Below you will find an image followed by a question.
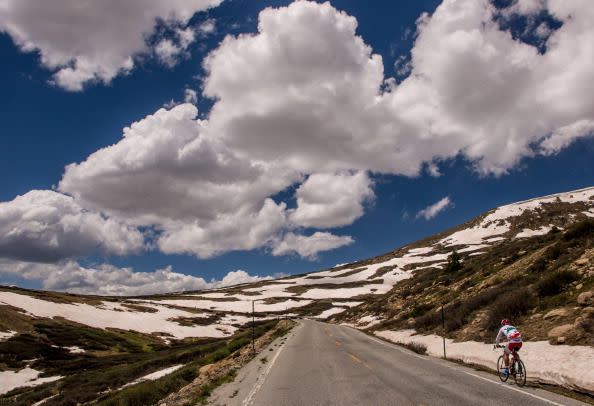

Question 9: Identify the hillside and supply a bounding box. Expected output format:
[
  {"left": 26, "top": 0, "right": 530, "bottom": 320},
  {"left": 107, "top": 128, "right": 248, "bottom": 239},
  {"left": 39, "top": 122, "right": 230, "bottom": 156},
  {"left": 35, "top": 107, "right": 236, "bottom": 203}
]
[{"left": 1, "top": 186, "right": 594, "bottom": 403}]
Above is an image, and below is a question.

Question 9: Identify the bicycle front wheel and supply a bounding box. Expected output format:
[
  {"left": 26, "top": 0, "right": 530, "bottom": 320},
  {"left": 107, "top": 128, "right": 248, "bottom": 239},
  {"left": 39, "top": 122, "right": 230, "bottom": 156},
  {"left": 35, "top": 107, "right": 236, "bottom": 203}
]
[
  {"left": 514, "top": 359, "right": 527, "bottom": 387},
  {"left": 497, "top": 355, "right": 509, "bottom": 382}
]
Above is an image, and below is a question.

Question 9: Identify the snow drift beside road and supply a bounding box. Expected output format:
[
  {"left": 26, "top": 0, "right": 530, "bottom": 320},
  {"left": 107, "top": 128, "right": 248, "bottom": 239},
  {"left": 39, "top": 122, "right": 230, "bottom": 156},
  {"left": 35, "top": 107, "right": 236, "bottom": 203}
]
[{"left": 376, "top": 329, "right": 594, "bottom": 394}]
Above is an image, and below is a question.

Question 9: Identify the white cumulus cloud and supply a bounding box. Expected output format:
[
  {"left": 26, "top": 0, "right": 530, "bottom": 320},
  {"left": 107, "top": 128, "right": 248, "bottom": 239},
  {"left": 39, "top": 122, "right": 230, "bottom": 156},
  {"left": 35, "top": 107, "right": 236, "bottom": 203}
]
[
  {"left": 0, "top": 259, "right": 274, "bottom": 296},
  {"left": 5, "top": 0, "right": 594, "bottom": 265},
  {"left": 0, "top": 0, "right": 222, "bottom": 90},
  {"left": 289, "top": 171, "right": 374, "bottom": 229},
  {"left": 272, "top": 232, "right": 354, "bottom": 260},
  {"left": 416, "top": 197, "right": 452, "bottom": 220},
  {"left": 0, "top": 190, "right": 143, "bottom": 263}
]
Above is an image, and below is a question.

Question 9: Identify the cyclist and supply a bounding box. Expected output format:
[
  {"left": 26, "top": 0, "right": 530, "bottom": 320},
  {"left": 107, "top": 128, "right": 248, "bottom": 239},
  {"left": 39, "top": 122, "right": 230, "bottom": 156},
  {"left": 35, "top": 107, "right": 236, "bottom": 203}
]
[{"left": 494, "top": 318, "right": 522, "bottom": 377}]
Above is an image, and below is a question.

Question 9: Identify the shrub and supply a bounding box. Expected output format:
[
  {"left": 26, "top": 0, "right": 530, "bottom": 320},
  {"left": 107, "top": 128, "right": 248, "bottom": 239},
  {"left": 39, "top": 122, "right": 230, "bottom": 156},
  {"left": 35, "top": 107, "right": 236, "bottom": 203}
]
[
  {"left": 486, "top": 288, "right": 534, "bottom": 330},
  {"left": 528, "top": 257, "right": 547, "bottom": 273},
  {"left": 398, "top": 341, "right": 427, "bottom": 355},
  {"left": 563, "top": 219, "right": 594, "bottom": 241},
  {"left": 544, "top": 244, "right": 562, "bottom": 261},
  {"left": 410, "top": 303, "right": 433, "bottom": 318},
  {"left": 535, "top": 270, "right": 579, "bottom": 297}
]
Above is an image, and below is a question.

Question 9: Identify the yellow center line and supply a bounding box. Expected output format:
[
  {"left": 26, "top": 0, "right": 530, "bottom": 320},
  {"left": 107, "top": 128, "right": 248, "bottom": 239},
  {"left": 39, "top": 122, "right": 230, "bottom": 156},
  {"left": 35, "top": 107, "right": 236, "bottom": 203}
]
[{"left": 347, "top": 352, "right": 373, "bottom": 371}]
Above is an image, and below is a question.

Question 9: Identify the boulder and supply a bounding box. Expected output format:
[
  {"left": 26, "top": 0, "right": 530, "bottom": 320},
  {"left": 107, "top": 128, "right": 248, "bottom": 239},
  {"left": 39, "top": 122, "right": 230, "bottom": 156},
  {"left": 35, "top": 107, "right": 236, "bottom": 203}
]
[
  {"left": 547, "top": 324, "right": 574, "bottom": 339},
  {"left": 543, "top": 308, "right": 571, "bottom": 320},
  {"left": 577, "top": 291, "right": 594, "bottom": 306}
]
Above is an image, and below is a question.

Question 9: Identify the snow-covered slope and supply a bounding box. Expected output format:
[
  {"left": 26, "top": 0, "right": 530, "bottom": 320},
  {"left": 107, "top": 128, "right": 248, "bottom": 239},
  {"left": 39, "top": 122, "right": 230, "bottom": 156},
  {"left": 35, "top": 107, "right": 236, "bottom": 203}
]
[
  {"left": 1, "top": 186, "right": 593, "bottom": 399},
  {"left": 1, "top": 186, "right": 593, "bottom": 331}
]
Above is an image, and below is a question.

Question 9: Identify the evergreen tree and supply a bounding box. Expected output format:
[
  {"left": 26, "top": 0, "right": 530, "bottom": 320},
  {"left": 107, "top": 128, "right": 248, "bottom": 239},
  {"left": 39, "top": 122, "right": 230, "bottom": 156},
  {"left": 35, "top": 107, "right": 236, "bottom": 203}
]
[{"left": 444, "top": 250, "right": 462, "bottom": 273}]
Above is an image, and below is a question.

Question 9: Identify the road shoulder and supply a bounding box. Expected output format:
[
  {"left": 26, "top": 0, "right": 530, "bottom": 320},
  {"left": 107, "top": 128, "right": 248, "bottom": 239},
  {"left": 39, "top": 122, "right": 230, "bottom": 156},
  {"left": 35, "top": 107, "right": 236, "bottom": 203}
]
[{"left": 207, "top": 321, "right": 302, "bottom": 406}]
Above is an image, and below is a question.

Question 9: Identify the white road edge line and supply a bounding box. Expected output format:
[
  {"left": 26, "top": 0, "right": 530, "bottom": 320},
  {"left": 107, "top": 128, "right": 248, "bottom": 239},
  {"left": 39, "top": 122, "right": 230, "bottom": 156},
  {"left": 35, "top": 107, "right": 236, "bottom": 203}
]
[
  {"left": 242, "top": 323, "right": 301, "bottom": 406},
  {"left": 459, "top": 370, "right": 565, "bottom": 406},
  {"left": 358, "top": 329, "right": 566, "bottom": 406}
]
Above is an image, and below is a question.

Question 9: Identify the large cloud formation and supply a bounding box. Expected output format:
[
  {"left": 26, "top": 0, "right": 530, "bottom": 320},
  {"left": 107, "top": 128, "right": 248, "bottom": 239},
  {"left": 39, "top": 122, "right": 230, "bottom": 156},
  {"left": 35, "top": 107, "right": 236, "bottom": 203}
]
[
  {"left": 1, "top": 0, "right": 594, "bottom": 286},
  {"left": 59, "top": 0, "right": 594, "bottom": 257},
  {"left": 0, "top": 0, "right": 222, "bottom": 90},
  {"left": 0, "top": 259, "right": 271, "bottom": 295},
  {"left": 0, "top": 190, "right": 143, "bottom": 263}
]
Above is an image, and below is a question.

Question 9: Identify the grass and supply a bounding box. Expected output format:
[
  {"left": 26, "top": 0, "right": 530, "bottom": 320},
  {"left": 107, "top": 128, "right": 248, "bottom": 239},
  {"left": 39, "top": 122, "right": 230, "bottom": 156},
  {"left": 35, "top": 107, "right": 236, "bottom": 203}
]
[
  {"left": 193, "top": 369, "right": 237, "bottom": 405},
  {"left": 0, "top": 320, "right": 278, "bottom": 406}
]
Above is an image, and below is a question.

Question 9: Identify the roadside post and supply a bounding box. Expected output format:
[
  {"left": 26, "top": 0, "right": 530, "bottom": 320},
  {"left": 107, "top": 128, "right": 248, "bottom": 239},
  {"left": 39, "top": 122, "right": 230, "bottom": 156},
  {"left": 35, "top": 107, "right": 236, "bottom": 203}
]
[
  {"left": 252, "top": 300, "right": 256, "bottom": 355},
  {"left": 441, "top": 305, "right": 446, "bottom": 359},
  {"left": 251, "top": 299, "right": 265, "bottom": 355}
]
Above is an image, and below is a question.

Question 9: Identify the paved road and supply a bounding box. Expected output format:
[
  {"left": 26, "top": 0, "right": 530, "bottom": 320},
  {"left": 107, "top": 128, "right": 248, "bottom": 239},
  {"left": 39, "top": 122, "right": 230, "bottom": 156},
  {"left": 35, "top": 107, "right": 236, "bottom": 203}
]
[{"left": 209, "top": 320, "right": 588, "bottom": 406}]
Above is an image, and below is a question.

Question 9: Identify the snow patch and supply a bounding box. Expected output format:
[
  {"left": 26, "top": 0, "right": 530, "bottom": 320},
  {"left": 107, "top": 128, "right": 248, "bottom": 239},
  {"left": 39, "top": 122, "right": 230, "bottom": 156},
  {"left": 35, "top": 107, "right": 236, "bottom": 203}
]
[
  {"left": 138, "top": 298, "right": 311, "bottom": 313},
  {"left": 332, "top": 301, "right": 363, "bottom": 307},
  {"left": 357, "top": 315, "right": 383, "bottom": 328},
  {"left": 375, "top": 329, "right": 594, "bottom": 393},
  {"left": 0, "top": 367, "right": 62, "bottom": 395},
  {"left": 317, "top": 307, "right": 346, "bottom": 319},
  {"left": 122, "top": 364, "right": 184, "bottom": 388},
  {"left": 0, "top": 292, "right": 235, "bottom": 339},
  {"left": 299, "top": 285, "right": 390, "bottom": 299},
  {"left": 0, "top": 330, "right": 17, "bottom": 341},
  {"left": 515, "top": 226, "right": 553, "bottom": 239},
  {"left": 403, "top": 247, "right": 434, "bottom": 257}
]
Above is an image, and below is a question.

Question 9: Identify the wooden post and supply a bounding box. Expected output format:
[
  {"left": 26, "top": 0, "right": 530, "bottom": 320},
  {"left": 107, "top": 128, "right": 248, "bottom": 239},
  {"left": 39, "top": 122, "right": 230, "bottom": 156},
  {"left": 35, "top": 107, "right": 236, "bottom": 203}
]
[
  {"left": 441, "top": 304, "right": 446, "bottom": 359},
  {"left": 252, "top": 300, "right": 255, "bottom": 355}
]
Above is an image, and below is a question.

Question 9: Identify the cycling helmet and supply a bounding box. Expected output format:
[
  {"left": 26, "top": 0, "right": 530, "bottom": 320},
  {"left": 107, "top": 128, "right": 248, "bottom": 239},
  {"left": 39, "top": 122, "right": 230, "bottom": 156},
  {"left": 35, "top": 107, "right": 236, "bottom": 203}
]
[{"left": 500, "top": 318, "right": 510, "bottom": 326}]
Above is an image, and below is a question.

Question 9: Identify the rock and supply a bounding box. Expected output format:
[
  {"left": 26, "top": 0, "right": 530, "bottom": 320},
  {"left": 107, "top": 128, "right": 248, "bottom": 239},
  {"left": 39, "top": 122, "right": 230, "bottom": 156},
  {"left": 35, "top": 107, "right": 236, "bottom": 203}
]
[
  {"left": 557, "top": 336, "right": 566, "bottom": 344},
  {"left": 576, "top": 283, "right": 583, "bottom": 290},
  {"left": 530, "top": 313, "right": 542, "bottom": 319},
  {"left": 582, "top": 306, "right": 594, "bottom": 316},
  {"left": 199, "top": 363, "right": 215, "bottom": 376},
  {"left": 577, "top": 291, "right": 594, "bottom": 306},
  {"left": 547, "top": 324, "right": 574, "bottom": 338},
  {"left": 543, "top": 308, "right": 571, "bottom": 320},
  {"left": 576, "top": 257, "right": 589, "bottom": 266}
]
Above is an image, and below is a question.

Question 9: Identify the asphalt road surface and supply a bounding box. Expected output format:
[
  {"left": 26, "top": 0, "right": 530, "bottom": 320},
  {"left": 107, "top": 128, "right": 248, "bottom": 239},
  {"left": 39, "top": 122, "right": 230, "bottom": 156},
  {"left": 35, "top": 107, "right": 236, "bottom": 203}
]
[{"left": 208, "top": 320, "right": 588, "bottom": 406}]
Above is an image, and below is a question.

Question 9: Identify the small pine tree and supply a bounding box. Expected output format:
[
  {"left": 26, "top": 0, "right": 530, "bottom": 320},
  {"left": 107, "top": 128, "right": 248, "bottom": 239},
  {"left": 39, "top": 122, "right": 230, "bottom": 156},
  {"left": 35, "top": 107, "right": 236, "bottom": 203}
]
[{"left": 444, "top": 250, "right": 462, "bottom": 273}]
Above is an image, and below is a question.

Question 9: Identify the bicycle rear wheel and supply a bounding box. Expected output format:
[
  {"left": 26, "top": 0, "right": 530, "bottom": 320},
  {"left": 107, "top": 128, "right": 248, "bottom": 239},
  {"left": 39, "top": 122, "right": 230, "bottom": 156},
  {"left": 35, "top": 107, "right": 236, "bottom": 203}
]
[
  {"left": 514, "top": 359, "right": 527, "bottom": 387},
  {"left": 497, "top": 355, "right": 509, "bottom": 382}
]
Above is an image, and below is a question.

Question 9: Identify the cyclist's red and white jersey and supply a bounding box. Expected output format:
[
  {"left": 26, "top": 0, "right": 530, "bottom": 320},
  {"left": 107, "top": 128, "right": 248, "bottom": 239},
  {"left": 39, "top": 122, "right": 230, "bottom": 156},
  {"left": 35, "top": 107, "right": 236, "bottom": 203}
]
[{"left": 496, "top": 325, "right": 522, "bottom": 345}]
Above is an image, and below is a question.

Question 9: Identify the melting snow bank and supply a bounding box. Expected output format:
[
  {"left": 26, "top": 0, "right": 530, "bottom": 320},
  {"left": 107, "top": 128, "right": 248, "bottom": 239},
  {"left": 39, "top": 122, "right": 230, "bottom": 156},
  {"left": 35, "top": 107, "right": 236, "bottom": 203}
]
[
  {"left": 317, "top": 307, "right": 346, "bottom": 319},
  {"left": 122, "top": 365, "right": 184, "bottom": 388},
  {"left": 0, "top": 330, "right": 17, "bottom": 341},
  {"left": 375, "top": 329, "right": 594, "bottom": 394},
  {"left": 0, "top": 292, "right": 236, "bottom": 339},
  {"left": 0, "top": 368, "right": 62, "bottom": 395}
]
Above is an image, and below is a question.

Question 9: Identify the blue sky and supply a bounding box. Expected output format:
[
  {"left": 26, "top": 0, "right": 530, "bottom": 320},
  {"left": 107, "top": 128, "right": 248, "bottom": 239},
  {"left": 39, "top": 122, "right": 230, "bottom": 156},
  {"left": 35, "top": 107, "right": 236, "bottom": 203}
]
[{"left": 1, "top": 0, "right": 593, "bottom": 294}]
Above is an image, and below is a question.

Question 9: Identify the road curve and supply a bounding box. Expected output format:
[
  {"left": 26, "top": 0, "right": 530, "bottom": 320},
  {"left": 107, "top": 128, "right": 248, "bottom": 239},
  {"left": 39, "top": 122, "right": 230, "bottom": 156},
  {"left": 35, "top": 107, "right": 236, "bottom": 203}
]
[{"left": 209, "top": 319, "right": 587, "bottom": 406}]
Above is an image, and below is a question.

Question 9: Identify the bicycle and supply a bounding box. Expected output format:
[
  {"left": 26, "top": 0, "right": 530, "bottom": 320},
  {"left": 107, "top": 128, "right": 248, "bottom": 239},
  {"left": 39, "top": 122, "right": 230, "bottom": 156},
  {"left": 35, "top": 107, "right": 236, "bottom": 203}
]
[{"left": 494, "top": 344, "right": 526, "bottom": 387}]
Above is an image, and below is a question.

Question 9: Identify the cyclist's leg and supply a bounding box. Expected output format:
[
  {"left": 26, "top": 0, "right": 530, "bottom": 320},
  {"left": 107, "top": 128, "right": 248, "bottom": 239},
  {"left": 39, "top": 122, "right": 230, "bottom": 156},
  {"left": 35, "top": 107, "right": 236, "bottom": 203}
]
[{"left": 503, "top": 343, "right": 512, "bottom": 367}]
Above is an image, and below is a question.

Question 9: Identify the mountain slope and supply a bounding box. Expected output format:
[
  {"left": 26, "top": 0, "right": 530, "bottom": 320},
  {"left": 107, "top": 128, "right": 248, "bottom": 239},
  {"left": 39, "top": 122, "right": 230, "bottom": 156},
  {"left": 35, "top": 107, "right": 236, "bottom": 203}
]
[{"left": 1, "top": 186, "right": 594, "bottom": 403}]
